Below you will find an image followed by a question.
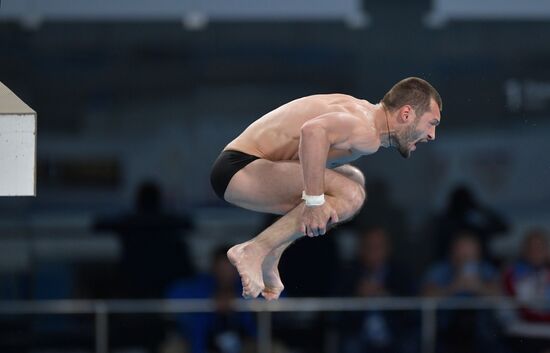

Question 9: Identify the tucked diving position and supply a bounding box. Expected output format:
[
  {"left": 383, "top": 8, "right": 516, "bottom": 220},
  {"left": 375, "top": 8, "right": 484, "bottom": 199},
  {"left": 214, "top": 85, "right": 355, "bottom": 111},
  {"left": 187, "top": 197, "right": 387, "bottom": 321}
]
[{"left": 210, "top": 77, "right": 443, "bottom": 300}]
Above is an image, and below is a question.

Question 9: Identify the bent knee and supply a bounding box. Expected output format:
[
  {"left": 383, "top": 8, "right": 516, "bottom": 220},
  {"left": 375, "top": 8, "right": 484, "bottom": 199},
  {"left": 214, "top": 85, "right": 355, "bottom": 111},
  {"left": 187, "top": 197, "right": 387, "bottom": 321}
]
[
  {"left": 338, "top": 182, "right": 366, "bottom": 220},
  {"left": 350, "top": 183, "right": 366, "bottom": 210},
  {"left": 334, "top": 165, "right": 365, "bottom": 188},
  {"left": 349, "top": 167, "right": 366, "bottom": 188}
]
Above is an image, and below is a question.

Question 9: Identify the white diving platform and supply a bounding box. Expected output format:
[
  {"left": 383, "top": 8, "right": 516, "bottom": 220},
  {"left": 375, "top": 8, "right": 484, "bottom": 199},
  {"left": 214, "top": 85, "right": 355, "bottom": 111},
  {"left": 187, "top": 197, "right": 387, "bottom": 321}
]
[{"left": 0, "top": 82, "right": 37, "bottom": 196}]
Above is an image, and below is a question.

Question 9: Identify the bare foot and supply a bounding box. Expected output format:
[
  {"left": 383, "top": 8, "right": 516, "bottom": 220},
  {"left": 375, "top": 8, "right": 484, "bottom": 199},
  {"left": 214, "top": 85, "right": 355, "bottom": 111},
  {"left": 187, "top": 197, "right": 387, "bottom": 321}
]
[
  {"left": 227, "top": 243, "right": 265, "bottom": 299},
  {"left": 261, "top": 252, "right": 285, "bottom": 300}
]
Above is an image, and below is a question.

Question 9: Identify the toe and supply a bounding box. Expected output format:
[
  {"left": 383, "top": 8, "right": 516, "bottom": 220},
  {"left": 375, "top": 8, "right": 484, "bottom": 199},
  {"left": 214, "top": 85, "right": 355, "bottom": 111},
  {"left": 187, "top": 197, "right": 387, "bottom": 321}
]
[
  {"left": 261, "top": 290, "right": 280, "bottom": 301},
  {"left": 262, "top": 286, "right": 283, "bottom": 300}
]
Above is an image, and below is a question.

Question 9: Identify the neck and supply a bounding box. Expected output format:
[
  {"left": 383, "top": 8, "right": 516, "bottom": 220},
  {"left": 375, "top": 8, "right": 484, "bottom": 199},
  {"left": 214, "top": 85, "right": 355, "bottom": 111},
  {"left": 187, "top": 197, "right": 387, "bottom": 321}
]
[{"left": 374, "top": 103, "right": 394, "bottom": 148}]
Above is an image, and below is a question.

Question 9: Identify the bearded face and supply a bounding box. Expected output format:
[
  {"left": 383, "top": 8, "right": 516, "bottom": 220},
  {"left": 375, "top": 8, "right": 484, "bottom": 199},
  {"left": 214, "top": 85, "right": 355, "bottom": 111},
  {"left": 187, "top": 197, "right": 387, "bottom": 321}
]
[{"left": 394, "top": 119, "right": 424, "bottom": 159}]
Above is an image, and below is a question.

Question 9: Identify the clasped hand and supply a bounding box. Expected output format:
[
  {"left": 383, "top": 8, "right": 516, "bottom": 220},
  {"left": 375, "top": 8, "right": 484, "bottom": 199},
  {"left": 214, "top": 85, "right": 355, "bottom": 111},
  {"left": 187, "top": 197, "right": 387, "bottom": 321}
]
[{"left": 300, "top": 201, "right": 338, "bottom": 237}]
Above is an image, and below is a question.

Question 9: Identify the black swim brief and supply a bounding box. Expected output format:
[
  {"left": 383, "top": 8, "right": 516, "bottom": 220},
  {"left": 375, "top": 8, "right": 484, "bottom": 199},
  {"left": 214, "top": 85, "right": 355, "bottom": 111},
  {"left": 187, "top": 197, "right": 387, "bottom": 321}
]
[{"left": 210, "top": 150, "right": 260, "bottom": 200}]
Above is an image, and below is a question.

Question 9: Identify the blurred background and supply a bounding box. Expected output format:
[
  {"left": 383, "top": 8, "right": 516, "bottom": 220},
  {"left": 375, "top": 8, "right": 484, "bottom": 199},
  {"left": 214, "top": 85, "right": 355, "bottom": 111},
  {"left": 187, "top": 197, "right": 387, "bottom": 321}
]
[{"left": 1, "top": 0, "right": 550, "bottom": 353}]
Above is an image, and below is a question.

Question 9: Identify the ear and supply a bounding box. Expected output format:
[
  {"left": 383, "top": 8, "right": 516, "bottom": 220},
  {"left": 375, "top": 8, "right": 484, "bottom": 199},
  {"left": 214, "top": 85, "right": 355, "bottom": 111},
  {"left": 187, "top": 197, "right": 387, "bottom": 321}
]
[{"left": 399, "top": 105, "right": 414, "bottom": 123}]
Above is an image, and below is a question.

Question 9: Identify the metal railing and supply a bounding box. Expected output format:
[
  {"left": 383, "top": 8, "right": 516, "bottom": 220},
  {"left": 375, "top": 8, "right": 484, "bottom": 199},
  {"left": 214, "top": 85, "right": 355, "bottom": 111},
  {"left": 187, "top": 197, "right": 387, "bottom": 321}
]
[{"left": 0, "top": 297, "right": 547, "bottom": 353}]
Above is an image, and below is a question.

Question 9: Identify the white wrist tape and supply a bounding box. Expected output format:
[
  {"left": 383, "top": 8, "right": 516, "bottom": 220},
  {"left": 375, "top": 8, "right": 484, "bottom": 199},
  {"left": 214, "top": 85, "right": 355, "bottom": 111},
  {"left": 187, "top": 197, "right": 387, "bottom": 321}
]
[{"left": 302, "top": 191, "right": 325, "bottom": 206}]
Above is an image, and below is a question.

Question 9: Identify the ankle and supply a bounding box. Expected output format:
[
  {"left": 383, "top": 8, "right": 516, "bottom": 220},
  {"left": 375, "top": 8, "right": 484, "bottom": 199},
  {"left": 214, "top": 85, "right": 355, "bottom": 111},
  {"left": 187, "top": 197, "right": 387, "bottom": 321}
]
[{"left": 245, "top": 241, "right": 270, "bottom": 257}]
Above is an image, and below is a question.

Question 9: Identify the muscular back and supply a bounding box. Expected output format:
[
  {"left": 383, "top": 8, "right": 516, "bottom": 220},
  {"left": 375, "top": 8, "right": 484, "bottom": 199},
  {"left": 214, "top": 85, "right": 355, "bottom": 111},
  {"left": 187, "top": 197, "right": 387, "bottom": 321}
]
[{"left": 225, "top": 94, "right": 378, "bottom": 164}]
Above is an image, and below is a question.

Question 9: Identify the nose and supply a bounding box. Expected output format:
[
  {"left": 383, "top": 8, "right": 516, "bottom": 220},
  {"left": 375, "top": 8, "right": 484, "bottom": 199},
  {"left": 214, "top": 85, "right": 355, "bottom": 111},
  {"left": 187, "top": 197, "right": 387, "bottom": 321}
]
[{"left": 427, "top": 128, "right": 436, "bottom": 141}]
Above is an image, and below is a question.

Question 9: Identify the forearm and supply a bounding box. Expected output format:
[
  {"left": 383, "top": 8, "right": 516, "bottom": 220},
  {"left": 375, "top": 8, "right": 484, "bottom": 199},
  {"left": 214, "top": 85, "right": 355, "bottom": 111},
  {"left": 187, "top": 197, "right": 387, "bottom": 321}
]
[{"left": 299, "top": 125, "right": 330, "bottom": 195}]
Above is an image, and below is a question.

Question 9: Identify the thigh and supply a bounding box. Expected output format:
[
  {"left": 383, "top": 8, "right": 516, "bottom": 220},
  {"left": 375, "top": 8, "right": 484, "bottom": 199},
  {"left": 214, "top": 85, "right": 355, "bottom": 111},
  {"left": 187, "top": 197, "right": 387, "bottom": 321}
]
[{"left": 224, "top": 159, "right": 359, "bottom": 215}]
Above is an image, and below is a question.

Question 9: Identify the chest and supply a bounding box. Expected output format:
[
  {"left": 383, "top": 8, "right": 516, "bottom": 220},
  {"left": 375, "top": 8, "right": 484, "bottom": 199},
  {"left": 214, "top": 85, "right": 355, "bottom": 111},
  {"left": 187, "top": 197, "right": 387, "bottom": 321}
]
[{"left": 326, "top": 148, "right": 362, "bottom": 168}]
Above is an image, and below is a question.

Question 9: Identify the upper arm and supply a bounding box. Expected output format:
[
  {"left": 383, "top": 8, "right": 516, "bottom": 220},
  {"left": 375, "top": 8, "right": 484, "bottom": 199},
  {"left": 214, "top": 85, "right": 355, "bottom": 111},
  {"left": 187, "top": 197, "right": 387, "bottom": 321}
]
[{"left": 300, "top": 112, "right": 365, "bottom": 148}]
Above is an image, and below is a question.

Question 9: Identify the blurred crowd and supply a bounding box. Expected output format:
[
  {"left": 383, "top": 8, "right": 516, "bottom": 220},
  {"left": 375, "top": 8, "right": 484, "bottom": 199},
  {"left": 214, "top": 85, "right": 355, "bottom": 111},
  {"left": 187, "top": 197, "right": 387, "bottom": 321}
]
[
  {"left": 101, "top": 181, "right": 550, "bottom": 353},
  {"left": 1, "top": 181, "right": 549, "bottom": 353}
]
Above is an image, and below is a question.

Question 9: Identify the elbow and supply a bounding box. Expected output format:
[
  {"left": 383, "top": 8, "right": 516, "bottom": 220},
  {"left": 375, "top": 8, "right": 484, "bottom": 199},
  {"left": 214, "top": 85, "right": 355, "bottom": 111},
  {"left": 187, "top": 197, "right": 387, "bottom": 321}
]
[{"left": 300, "top": 122, "right": 326, "bottom": 139}]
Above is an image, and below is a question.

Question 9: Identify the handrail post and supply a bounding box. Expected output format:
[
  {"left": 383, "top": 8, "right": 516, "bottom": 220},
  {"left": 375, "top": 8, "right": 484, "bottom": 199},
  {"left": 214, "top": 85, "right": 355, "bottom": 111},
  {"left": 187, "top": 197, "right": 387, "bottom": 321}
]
[
  {"left": 257, "top": 310, "right": 272, "bottom": 353},
  {"left": 421, "top": 299, "right": 437, "bottom": 353},
  {"left": 95, "top": 301, "right": 109, "bottom": 353}
]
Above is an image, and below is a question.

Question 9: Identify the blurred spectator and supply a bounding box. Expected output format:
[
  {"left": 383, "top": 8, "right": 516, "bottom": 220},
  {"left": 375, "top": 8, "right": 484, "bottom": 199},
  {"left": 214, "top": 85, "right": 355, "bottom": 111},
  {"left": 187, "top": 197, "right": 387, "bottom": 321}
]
[
  {"left": 434, "top": 185, "right": 509, "bottom": 262},
  {"left": 422, "top": 231, "right": 504, "bottom": 353},
  {"left": 423, "top": 231, "right": 500, "bottom": 297},
  {"left": 502, "top": 228, "right": 550, "bottom": 352},
  {"left": 254, "top": 215, "right": 339, "bottom": 353},
  {"left": 270, "top": 212, "right": 340, "bottom": 297},
  {"left": 341, "top": 226, "right": 413, "bottom": 297},
  {"left": 91, "top": 180, "right": 195, "bottom": 298},
  {"left": 504, "top": 228, "right": 550, "bottom": 322},
  {"left": 166, "top": 245, "right": 256, "bottom": 353},
  {"left": 351, "top": 179, "right": 409, "bottom": 264},
  {"left": 338, "top": 226, "right": 417, "bottom": 353}
]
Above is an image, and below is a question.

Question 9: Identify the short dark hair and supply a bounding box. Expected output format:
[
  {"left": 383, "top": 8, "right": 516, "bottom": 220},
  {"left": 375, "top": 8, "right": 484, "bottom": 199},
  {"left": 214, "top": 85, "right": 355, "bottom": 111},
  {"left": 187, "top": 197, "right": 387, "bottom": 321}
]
[{"left": 381, "top": 77, "right": 443, "bottom": 117}]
